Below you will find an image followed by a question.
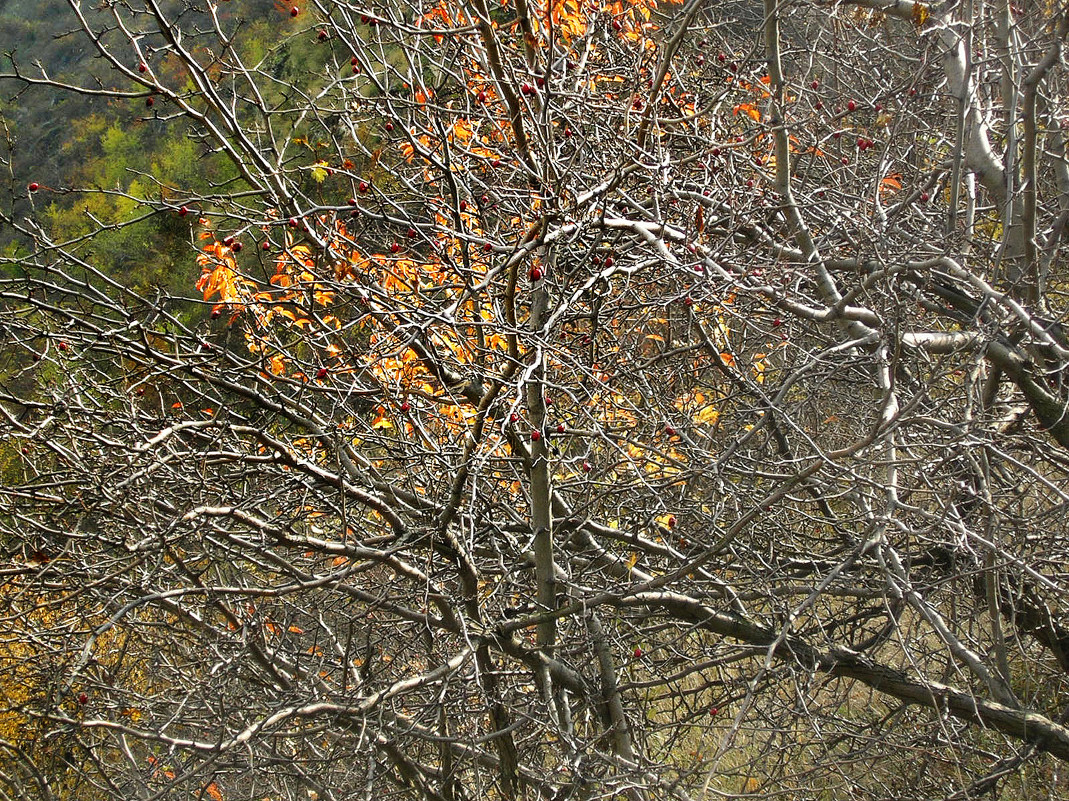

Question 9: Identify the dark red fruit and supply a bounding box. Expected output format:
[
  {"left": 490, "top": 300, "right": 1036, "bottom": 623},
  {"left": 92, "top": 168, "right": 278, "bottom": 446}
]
[
  {"left": 78, "top": 693, "right": 89, "bottom": 705},
  {"left": 230, "top": 241, "right": 242, "bottom": 253},
  {"left": 262, "top": 241, "right": 271, "bottom": 251},
  {"left": 316, "top": 367, "right": 328, "bottom": 379},
  {"left": 556, "top": 423, "right": 565, "bottom": 434},
  {"left": 28, "top": 182, "right": 39, "bottom": 192},
  {"left": 146, "top": 96, "right": 154, "bottom": 107},
  {"left": 847, "top": 99, "right": 857, "bottom": 111},
  {"left": 390, "top": 242, "right": 400, "bottom": 253},
  {"left": 530, "top": 267, "right": 544, "bottom": 281},
  {"left": 400, "top": 401, "right": 411, "bottom": 412},
  {"left": 290, "top": 6, "right": 299, "bottom": 17},
  {"left": 317, "top": 29, "right": 328, "bottom": 41},
  {"left": 358, "top": 181, "right": 369, "bottom": 193},
  {"left": 178, "top": 205, "right": 188, "bottom": 216},
  {"left": 139, "top": 62, "right": 147, "bottom": 73},
  {"left": 531, "top": 430, "right": 542, "bottom": 441}
]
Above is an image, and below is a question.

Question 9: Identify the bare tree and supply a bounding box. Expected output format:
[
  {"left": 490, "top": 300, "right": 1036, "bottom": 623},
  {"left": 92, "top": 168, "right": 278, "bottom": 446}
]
[{"left": 1, "top": 0, "right": 1068, "bottom": 798}]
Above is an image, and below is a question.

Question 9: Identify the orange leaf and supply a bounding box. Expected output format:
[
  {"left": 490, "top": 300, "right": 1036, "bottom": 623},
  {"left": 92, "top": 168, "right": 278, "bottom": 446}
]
[{"left": 732, "top": 103, "right": 761, "bottom": 122}]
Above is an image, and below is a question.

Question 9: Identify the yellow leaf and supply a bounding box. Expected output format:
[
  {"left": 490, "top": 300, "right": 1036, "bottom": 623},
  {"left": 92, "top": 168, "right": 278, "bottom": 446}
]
[
  {"left": 310, "top": 161, "right": 329, "bottom": 183},
  {"left": 694, "top": 406, "right": 720, "bottom": 426},
  {"left": 371, "top": 406, "right": 394, "bottom": 430},
  {"left": 912, "top": 2, "right": 928, "bottom": 28}
]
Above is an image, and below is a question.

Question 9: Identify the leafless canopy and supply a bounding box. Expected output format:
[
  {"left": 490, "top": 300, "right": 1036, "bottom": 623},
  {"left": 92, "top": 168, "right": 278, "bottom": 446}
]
[{"left": 1, "top": 0, "right": 1068, "bottom": 798}]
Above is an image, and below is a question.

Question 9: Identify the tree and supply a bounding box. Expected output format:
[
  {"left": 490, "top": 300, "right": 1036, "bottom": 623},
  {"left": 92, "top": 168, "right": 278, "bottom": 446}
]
[{"left": 2, "top": 0, "right": 1069, "bottom": 798}]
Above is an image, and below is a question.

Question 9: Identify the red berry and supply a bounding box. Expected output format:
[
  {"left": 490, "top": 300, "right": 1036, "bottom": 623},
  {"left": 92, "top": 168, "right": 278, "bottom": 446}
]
[
  {"left": 510, "top": 413, "right": 519, "bottom": 422},
  {"left": 717, "top": 52, "right": 725, "bottom": 62},
  {"left": 400, "top": 401, "right": 411, "bottom": 412},
  {"left": 810, "top": 80, "right": 818, "bottom": 89},
  {"left": 28, "top": 182, "right": 39, "bottom": 192},
  {"left": 262, "top": 241, "right": 271, "bottom": 251},
  {"left": 390, "top": 242, "right": 400, "bottom": 253},
  {"left": 316, "top": 367, "right": 328, "bottom": 379},
  {"left": 58, "top": 341, "right": 68, "bottom": 352},
  {"left": 178, "top": 205, "right": 189, "bottom": 216},
  {"left": 477, "top": 90, "right": 488, "bottom": 103},
  {"left": 847, "top": 99, "right": 857, "bottom": 111},
  {"left": 483, "top": 242, "right": 493, "bottom": 252},
  {"left": 521, "top": 83, "right": 534, "bottom": 96},
  {"left": 603, "top": 256, "right": 614, "bottom": 268},
  {"left": 459, "top": 200, "right": 468, "bottom": 211},
  {"left": 77, "top": 693, "right": 89, "bottom": 705},
  {"left": 582, "top": 461, "right": 592, "bottom": 472},
  {"left": 230, "top": 241, "right": 242, "bottom": 253},
  {"left": 531, "top": 430, "right": 542, "bottom": 441},
  {"left": 530, "top": 267, "right": 544, "bottom": 281},
  {"left": 317, "top": 29, "right": 328, "bottom": 41},
  {"left": 773, "top": 317, "right": 782, "bottom": 327},
  {"left": 696, "top": 55, "right": 705, "bottom": 66},
  {"left": 135, "top": 387, "right": 145, "bottom": 397},
  {"left": 665, "top": 425, "right": 676, "bottom": 436},
  {"left": 611, "top": 18, "right": 622, "bottom": 31},
  {"left": 211, "top": 309, "right": 222, "bottom": 320},
  {"left": 146, "top": 96, "right": 154, "bottom": 107},
  {"left": 289, "top": 217, "right": 298, "bottom": 228},
  {"left": 556, "top": 423, "right": 565, "bottom": 434},
  {"left": 491, "top": 158, "right": 502, "bottom": 168},
  {"left": 633, "top": 647, "right": 642, "bottom": 658},
  {"left": 138, "top": 62, "right": 147, "bottom": 73},
  {"left": 667, "top": 516, "right": 676, "bottom": 528},
  {"left": 536, "top": 76, "right": 545, "bottom": 89},
  {"left": 920, "top": 191, "right": 930, "bottom": 202},
  {"left": 358, "top": 181, "right": 369, "bottom": 193},
  {"left": 874, "top": 103, "right": 882, "bottom": 112},
  {"left": 814, "top": 101, "right": 823, "bottom": 110},
  {"left": 351, "top": 56, "right": 358, "bottom": 65},
  {"left": 709, "top": 706, "right": 719, "bottom": 716},
  {"left": 683, "top": 296, "right": 693, "bottom": 307},
  {"left": 290, "top": 6, "right": 299, "bottom": 17},
  {"left": 909, "top": 88, "right": 917, "bottom": 97}
]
